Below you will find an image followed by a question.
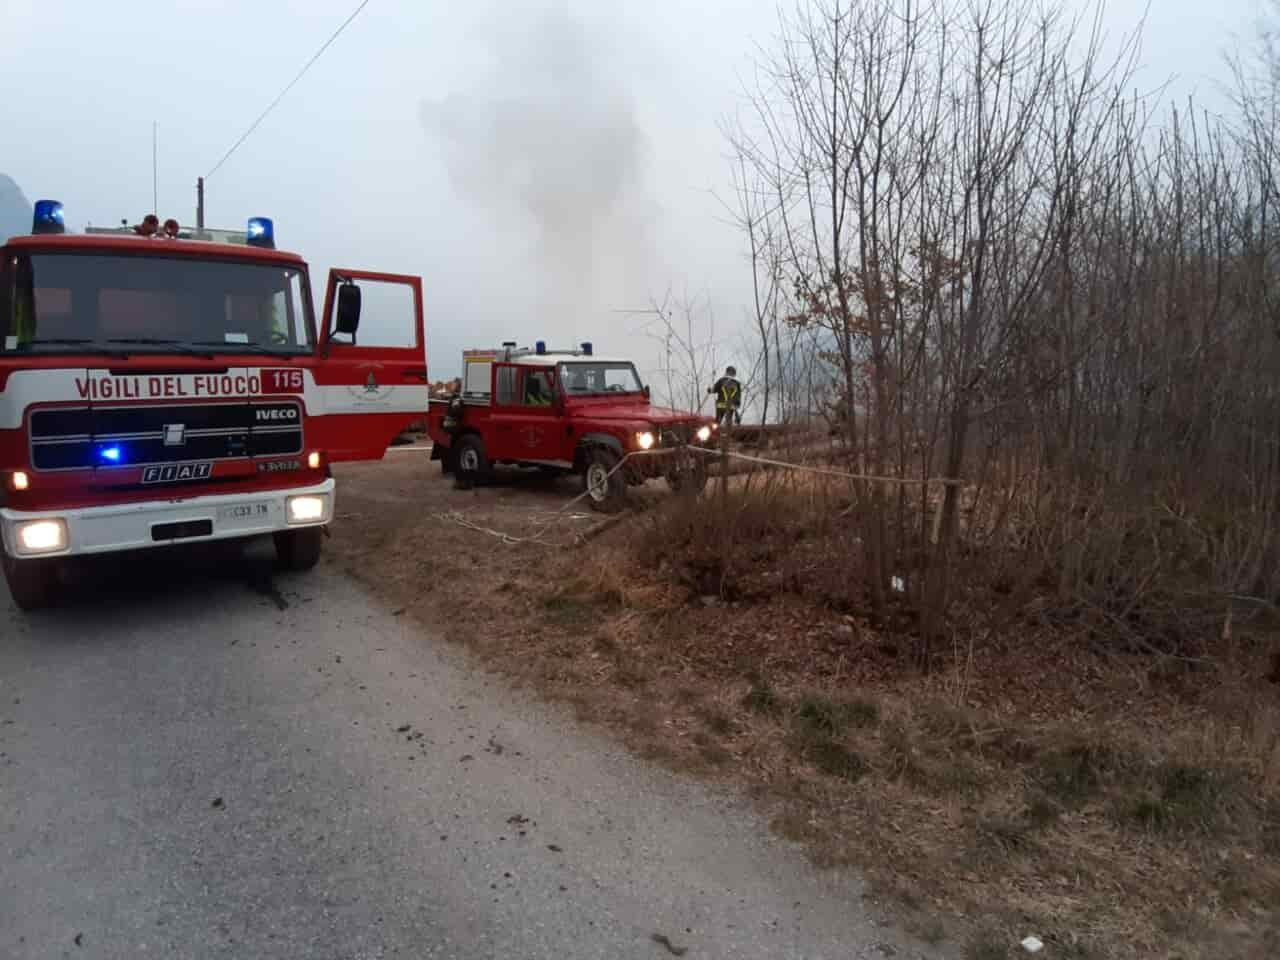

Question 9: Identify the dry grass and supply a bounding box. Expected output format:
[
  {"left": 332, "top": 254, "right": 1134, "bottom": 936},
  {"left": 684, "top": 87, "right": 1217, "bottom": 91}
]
[
  {"left": 329, "top": 457, "right": 1280, "bottom": 960},
  {"left": 540, "top": 522, "right": 1278, "bottom": 956}
]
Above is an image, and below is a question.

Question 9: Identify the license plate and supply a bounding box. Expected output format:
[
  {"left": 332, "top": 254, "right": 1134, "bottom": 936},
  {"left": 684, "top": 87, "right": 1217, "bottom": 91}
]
[
  {"left": 257, "top": 459, "right": 301, "bottom": 474},
  {"left": 217, "top": 502, "right": 272, "bottom": 522}
]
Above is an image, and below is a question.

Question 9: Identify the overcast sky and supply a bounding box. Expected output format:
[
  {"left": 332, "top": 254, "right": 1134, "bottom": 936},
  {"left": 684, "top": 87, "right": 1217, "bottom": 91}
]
[{"left": 1, "top": 0, "right": 1266, "bottom": 385}]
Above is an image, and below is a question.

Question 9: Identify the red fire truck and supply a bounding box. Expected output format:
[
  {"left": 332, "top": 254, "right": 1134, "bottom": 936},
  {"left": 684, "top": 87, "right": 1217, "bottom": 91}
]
[
  {"left": 425, "top": 341, "right": 717, "bottom": 510},
  {"left": 0, "top": 201, "right": 429, "bottom": 609}
]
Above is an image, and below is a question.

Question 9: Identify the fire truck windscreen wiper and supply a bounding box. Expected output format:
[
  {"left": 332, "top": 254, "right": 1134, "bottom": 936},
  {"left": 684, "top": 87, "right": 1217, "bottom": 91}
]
[
  {"left": 105, "top": 338, "right": 217, "bottom": 359},
  {"left": 20, "top": 338, "right": 130, "bottom": 356},
  {"left": 187, "top": 340, "right": 304, "bottom": 357}
]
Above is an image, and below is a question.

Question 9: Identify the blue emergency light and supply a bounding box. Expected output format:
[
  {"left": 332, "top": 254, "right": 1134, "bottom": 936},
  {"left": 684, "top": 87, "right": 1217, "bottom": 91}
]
[
  {"left": 98, "top": 445, "right": 122, "bottom": 464},
  {"left": 580, "top": 342, "right": 593, "bottom": 356},
  {"left": 246, "top": 216, "right": 275, "bottom": 249},
  {"left": 535, "top": 340, "right": 546, "bottom": 355},
  {"left": 32, "top": 200, "right": 66, "bottom": 235}
]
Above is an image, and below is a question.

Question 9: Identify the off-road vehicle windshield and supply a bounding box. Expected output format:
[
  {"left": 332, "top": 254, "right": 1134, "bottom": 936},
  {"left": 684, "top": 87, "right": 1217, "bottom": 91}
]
[{"left": 557, "top": 361, "right": 643, "bottom": 396}]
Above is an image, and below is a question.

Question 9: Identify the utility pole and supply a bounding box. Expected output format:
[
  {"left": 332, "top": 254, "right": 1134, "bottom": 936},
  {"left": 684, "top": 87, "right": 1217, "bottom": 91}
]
[{"left": 196, "top": 177, "right": 205, "bottom": 232}]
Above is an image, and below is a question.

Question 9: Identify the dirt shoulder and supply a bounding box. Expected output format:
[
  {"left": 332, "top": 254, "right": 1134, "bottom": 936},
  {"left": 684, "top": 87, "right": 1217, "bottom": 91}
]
[{"left": 329, "top": 445, "right": 1279, "bottom": 960}]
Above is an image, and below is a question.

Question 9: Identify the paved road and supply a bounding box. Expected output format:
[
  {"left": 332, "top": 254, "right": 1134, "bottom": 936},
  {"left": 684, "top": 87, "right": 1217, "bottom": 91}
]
[{"left": 0, "top": 540, "right": 945, "bottom": 960}]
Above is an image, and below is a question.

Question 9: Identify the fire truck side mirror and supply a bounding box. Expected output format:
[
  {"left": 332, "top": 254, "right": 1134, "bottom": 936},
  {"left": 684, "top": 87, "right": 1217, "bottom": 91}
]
[
  {"left": 335, "top": 283, "right": 362, "bottom": 337},
  {"left": 643, "top": 384, "right": 651, "bottom": 400}
]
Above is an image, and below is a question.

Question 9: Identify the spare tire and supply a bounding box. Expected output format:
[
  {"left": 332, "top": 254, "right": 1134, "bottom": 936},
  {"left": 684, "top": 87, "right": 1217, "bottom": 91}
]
[{"left": 666, "top": 453, "right": 708, "bottom": 495}]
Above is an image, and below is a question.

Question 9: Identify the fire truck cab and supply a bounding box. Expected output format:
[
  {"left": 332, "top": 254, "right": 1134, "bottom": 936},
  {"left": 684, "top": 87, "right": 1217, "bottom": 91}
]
[
  {"left": 425, "top": 341, "right": 717, "bottom": 511},
  {"left": 0, "top": 201, "right": 429, "bottom": 610}
]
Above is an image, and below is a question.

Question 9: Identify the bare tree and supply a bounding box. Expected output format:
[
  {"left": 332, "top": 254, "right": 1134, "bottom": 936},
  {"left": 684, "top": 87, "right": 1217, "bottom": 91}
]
[
  {"left": 637, "top": 287, "right": 719, "bottom": 415},
  {"left": 720, "top": 0, "right": 1280, "bottom": 662}
]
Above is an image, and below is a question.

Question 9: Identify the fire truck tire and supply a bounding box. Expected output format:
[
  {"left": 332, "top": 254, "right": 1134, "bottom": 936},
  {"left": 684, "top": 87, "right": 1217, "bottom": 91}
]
[
  {"left": 274, "top": 527, "right": 323, "bottom": 571},
  {"left": 455, "top": 435, "right": 492, "bottom": 485},
  {"left": 2, "top": 553, "right": 58, "bottom": 611},
  {"left": 583, "top": 447, "right": 626, "bottom": 513}
]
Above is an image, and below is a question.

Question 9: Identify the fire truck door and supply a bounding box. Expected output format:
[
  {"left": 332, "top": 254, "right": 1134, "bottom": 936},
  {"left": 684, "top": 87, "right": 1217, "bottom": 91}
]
[{"left": 312, "top": 268, "right": 428, "bottom": 462}]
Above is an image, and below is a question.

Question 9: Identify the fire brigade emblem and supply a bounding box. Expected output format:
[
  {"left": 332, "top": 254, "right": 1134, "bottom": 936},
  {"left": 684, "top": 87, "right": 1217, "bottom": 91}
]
[{"left": 345, "top": 367, "right": 393, "bottom": 404}]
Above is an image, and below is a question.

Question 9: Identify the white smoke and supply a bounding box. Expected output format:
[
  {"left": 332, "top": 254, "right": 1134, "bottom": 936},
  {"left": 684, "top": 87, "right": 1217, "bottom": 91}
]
[
  {"left": 0, "top": 173, "right": 32, "bottom": 242},
  {"left": 419, "top": 8, "right": 656, "bottom": 333}
]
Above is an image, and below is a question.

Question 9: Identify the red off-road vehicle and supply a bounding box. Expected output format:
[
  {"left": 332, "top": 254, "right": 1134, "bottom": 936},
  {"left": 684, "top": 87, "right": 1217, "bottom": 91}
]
[{"left": 424, "top": 342, "right": 717, "bottom": 510}]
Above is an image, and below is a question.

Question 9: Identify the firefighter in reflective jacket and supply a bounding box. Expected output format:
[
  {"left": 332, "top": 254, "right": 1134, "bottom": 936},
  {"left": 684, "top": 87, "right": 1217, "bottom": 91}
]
[{"left": 708, "top": 366, "right": 742, "bottom": 427}]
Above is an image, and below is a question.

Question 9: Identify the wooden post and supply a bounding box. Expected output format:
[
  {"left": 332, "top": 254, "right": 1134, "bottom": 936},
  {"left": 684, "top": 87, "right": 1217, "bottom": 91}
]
[{"left": 718, "top": 421, "right": 730, "bottom": 500}]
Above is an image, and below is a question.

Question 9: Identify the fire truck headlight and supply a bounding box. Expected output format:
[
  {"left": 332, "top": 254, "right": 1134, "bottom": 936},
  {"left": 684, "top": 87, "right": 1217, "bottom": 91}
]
[
  {"left": 287, "top": 494, "right": 328, "bottom": 524},
  {"left": 16, "top": 519, "right": 67, "bottom": 555},
  {"left": 696, "top": 425, "right": 712, "bottom": 443},
  {"left": 10, "top": 471, "right": 30, "bottom": 492},
  {"left": 307, "top": 451, "right": 322, "bottom": 470},
  {"left": 636, "top": 431, "right": 655, "bottom": 451}
]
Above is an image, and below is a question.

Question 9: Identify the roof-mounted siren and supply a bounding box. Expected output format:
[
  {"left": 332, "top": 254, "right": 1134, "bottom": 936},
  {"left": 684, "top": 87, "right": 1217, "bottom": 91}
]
[
  {"left": 535, "top": 340, "right": 547, "bottom": 355},
  {"left": 32, "top": 200, "right": 66, "bottom": 235},
  {"left": 502, "top": 339, "right": 517, "bottom": 360},
  {"left": 246, "top": 216, "right": 275, "bottom": 249},
  {"left": 580, "top": 341, "right": 593, "bottom": 356}
]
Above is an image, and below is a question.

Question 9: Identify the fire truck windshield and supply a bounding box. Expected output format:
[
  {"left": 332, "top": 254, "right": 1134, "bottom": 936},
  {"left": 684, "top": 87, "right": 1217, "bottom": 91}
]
[
  {"left": 0, "top": 253, "right": 313, "bottom": 356},
  {"left": 558, "top": 361, "right": 644, "bottom": 395}
]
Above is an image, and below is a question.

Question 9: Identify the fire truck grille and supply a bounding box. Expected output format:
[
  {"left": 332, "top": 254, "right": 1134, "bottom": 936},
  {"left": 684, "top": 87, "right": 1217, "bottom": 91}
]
[{"left": 27, "top": 401, "right": 303, "bottom": 471}]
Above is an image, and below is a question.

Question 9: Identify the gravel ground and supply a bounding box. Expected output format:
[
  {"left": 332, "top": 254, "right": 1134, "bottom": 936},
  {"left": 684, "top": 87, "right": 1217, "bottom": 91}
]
[{"left": 0, "top": 533, "right": 948, "bottom": 959}]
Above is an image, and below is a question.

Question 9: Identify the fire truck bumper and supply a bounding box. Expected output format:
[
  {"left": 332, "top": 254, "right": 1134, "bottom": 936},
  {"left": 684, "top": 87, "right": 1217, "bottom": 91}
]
[{"left": 0, "top": 479, "right": 335, "bottom": 560}]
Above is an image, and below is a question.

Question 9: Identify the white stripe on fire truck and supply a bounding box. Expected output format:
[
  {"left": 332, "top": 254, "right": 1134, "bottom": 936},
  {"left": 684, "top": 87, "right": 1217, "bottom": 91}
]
[{"left": 1, "top": 370, "right": 431, "bottom": 429}]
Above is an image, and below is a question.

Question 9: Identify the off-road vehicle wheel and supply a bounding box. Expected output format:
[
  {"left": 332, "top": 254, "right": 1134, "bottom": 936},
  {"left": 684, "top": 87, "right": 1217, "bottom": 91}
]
[
  {"left": 454, "top": 434, "right": 492, "bottom": 488},
  {"left": 583, "top": 447, "right": 626, "bottom": 513},
  {"left": 274, "top": 527, "right": 323, "bottom": 571},
  {"left": 2, "top": 552, "right": 59, "bottom": 611},
  {"left": 666, "top": 455, "right": 708, "bottom": 496}
]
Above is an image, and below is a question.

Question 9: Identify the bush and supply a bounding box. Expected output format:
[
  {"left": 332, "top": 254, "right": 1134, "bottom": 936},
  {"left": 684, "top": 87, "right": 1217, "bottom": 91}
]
[{"left": 795, "top": 693, "right": 881, "bottom": 737}]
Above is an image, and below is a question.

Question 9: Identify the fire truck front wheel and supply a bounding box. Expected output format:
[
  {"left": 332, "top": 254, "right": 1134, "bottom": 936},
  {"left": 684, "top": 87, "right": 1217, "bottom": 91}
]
[
  {"left": 583, "top": 447, "right": 626, "bottom": 513},
  {"left": 274, "top": 527, "right": 324, "bottom": 572},
  {"left": 2, "top": 552, "right": 59, "bottom": 611}
]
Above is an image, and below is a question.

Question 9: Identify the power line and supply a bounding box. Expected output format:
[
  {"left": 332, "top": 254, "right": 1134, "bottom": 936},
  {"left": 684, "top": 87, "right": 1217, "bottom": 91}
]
[{"left": 205, "top": 0, "right": 373, "bottom": 180}]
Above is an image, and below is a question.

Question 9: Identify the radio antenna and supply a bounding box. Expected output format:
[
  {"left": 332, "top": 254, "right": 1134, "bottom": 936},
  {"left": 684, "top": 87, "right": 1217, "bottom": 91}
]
[{"left": 152, "top": 121, "right": 159, "bottom": 215}]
